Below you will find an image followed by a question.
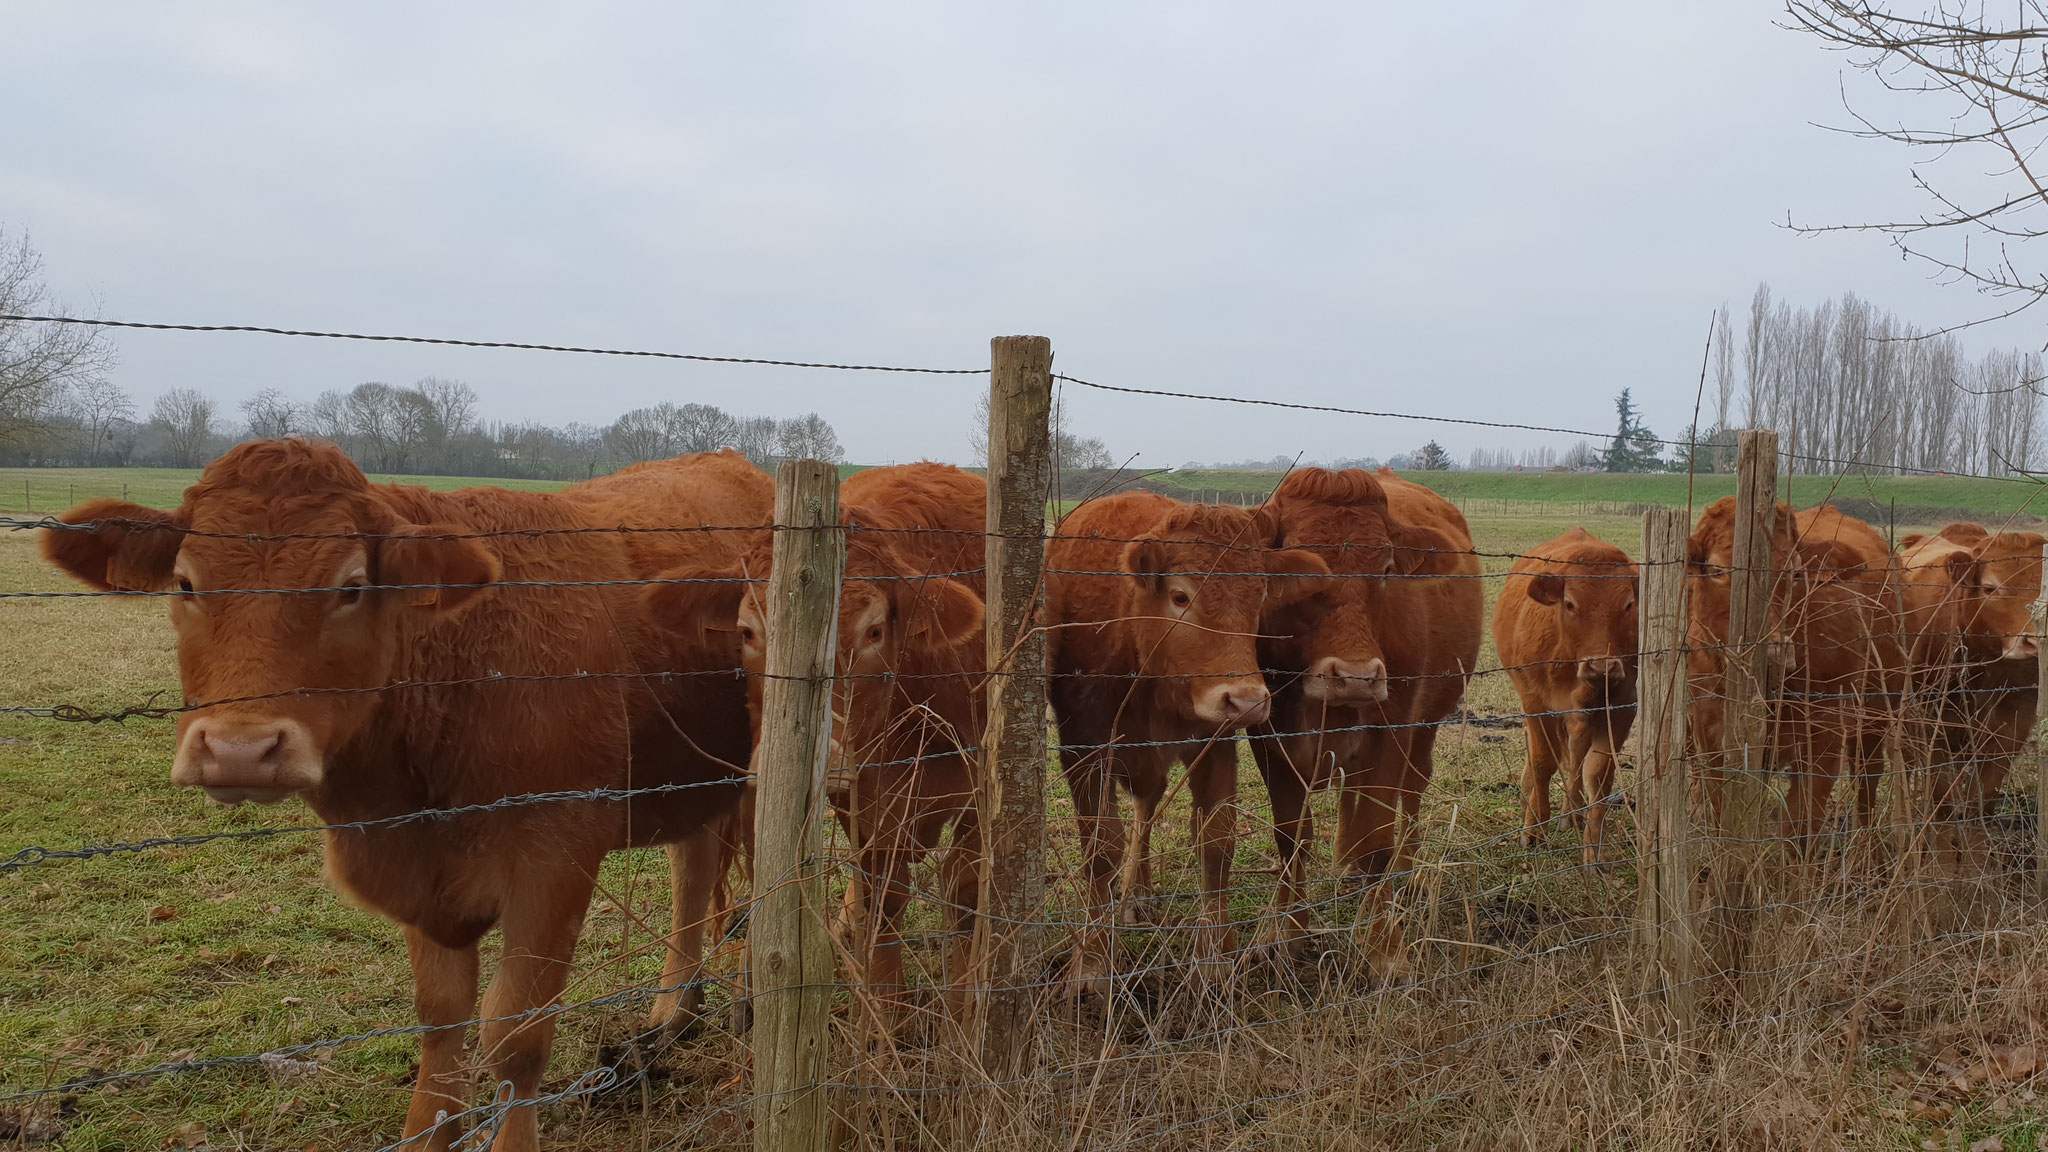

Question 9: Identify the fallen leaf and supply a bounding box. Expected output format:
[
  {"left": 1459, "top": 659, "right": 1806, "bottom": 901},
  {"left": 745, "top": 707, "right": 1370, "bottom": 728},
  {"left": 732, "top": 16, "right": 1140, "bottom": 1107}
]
[
  {"left": 166, "top": 1049, "right": 196, "bottom": 1064},
  {"left": 1970, "top": 1138, "right": 2005, "bottom": 1152},
  {"left": 206, "top": 890, "right": 234, "bottom": 904},
  {"left": 260, "top": 954, "right": 277, "bottom": 969},
  {"left": 196, "top": 948, "right": 218, "bottom": 962},
  {"left": 260, "top": 1053, "right": 319, "bottom": 1081},
  {"left": 280, "top": 996, "right": 303, "bottom": 1008},
  {"left": 1970, "top": 1044, "right": 2043, "bottom": 1086},
  {"left": 149, "top": 905, "right": 175, "bottom": 922}
]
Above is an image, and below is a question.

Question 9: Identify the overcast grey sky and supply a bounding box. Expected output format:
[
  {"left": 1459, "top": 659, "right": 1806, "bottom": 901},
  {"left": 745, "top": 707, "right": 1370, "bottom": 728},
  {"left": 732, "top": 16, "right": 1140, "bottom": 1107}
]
[{"left": 4, "top": 2, "right": 2030, "bottom": 467}]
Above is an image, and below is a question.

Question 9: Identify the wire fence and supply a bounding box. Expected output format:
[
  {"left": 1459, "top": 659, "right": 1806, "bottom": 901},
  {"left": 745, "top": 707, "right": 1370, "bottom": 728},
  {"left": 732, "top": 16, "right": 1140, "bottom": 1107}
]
[{"left": 4, "top": 318, "right": 2048, "bottom": 1150}]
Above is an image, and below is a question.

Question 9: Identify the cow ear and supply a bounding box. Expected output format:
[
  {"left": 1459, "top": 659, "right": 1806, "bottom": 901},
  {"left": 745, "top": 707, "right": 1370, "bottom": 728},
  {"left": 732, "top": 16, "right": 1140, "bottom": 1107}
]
[
  {"left": 900, "top": 578, "right": 984, "bottom": 648},
  {"left": 41, "top": 499, "right": 186, "bottom": 591},
  {"left": 1264, "top": 547, "right": 1332, "bottom": 607},
  {"left": 1686, "top": 537, "right": 1709, "bottom": 576},
  {"left": 1250, "top": 503, "right": 1286, "bottom": 548},
  {"left": 1899, "top": 534, "right": 1925, "bottom": 552},
  {"left": 644, "top": 563, "right": 752, "bottom": 645},
  {"left": 380, "top": 524, "right": 500, "bottom": 614},
  {"left": 1822, "top": 562, "right": 1868, "bottom": 585},
  {"left": 1389, "top": 523, "right": 1455, "bottom": 575},
  {"left": 1121, "top": 537, "right": 1168, "bottom": 591},
  {"left": 1945, "top": 549, "right": 1982, "bottom": 588},
  {"left": 1528, "top": 573, "right": 1565, "bottom": 605}
]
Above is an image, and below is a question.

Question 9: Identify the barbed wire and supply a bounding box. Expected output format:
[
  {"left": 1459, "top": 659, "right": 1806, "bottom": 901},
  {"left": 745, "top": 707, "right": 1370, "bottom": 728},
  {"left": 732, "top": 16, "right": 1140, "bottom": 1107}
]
[{"left": 0, "top": 313, "right": 987, "bottom": 374}]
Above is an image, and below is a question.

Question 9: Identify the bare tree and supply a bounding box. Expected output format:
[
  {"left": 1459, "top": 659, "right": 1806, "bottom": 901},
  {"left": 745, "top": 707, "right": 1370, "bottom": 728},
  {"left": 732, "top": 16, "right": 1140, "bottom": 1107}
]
[
  {"left": 415, "top": 377, "right": 478, "bottom": 440},
  {"left": 240, "top": 388, "right": 299, "bottom": 439},
  {"left": 730, "top": 415, "right": 779, "bottom": 465},
  {"left": 1787, "top": 3, "right": 2048, "bottom": 329},
  {"left": 71, "top": 377, "right": 135, "bottom": 465},
  {"left": 0, "top": 227, "right": 118, "bottom": 449},
  {"left": 152, "top": 388, "right": 218, "bottom": 468},
  {"left": 774, "top": 412, "right": 844, "bottom": 463}
]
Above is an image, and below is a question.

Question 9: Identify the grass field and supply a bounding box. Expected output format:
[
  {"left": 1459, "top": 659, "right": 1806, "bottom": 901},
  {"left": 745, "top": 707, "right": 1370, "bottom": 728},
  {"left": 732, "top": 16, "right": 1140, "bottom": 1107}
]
[{"left": 5, "top": 489, "right": 2047, "bottom": 1147}]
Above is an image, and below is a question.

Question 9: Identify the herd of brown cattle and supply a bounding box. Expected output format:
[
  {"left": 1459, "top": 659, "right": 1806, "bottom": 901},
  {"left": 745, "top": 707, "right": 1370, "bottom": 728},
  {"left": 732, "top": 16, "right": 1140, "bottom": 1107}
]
[{"left": 39, "top": 439, "right": 2044, "bottom": 1149}]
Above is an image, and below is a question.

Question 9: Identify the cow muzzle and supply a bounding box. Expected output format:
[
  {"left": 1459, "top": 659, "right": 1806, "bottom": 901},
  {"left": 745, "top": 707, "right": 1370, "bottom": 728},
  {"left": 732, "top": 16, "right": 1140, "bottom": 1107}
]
[
  {"left": 171, "top": 717, "right": 323, "bottom": 805},
  {"left": 2003, "top": 633, "right": 2041, "bottom": 663},
  {"left": 1578, "top": 656, "right": 1629, "bottom": 684},
  {"left": 1194, "top": 677, "right": 1271, "bottom": 729},
  {"left": 1304, "top": 656, "right": 1390, "bottom": 704}
]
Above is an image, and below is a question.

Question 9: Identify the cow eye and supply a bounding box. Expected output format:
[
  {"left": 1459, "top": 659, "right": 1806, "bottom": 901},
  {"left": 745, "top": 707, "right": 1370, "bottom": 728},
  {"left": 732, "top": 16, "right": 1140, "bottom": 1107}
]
[
  {"left": 1563, "top": 599, "right": 1578, "bottom": 613},
  {"left": 866, "top": 624, "right": 885, "bottom": 644},
  {"left": 177, "top": 577, "right": 195, "bottom": 596},
  {"left": 1170, "top": 589, "right": 1192, "bottom": 610},
  {"left": 337, "top": 577, "right": 367, "bottom": 607},
  {"left": 740, "top": 625, "right": 758, "bottom": 645}
]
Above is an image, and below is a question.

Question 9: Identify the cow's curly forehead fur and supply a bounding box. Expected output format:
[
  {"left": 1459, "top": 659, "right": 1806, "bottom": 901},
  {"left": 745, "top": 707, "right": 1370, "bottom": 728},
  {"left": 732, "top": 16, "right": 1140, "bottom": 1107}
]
[
  {"left": 1260, "top": 468, "right": 1396, "bottom": 568},
  {"left": 171, "top": 441, "right": 389, "bottom": 582},
  {"left": 1142, "top": 503, "right": 1268, "bottom": 576}
]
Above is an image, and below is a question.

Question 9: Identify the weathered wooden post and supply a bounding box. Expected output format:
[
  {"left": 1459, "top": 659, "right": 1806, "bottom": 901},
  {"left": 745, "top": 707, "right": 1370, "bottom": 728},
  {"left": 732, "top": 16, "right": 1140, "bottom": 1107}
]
[
  {"left": 1638, "top": 507, "right": 1694, "bottom": 1033},
  {"left": 2035, "top": 559, "right": 2048, "bottom": 904},
  {"left": 1712, "top": 429, "right": 1777, "bottom": 975},
  {"left": 976, "top": 335, "right": 1053, "bottom": 1076},
  {"left": 752, "top": 460, "right": 843, "bottom": 1152}
]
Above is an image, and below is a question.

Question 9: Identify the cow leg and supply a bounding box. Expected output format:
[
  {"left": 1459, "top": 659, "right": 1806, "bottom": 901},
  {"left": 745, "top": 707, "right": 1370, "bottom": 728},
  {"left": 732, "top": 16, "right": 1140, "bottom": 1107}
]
[
  {"left": 1060, "top": 743, "right": 1123, "bottom": 994},
  {"left": 1571, "top": 716, "right": 1620, "bottom": 870},
  {"left": 1186, "top": 739, "right": 1240, "bottom": 975},
  {"left": 475, "top": 856, "right": 599, "bottom": 1152},
  {"left": 1519, "top": 712, "right": 1564, "bottom": 848},
  {"left": 1780, "top": 723, "right": 1840, "bottom": 864},
  {"left": 1119, "top": 752, "right": 1169, "bottom": 925},
  {"left": 1251, "top": 731, "right": 1314, "bottom": 953},
  {"left": 850, "top": 836, "right": 918, "bottom": 1032},
  {"left": 1337, "top": 731, "right": 1413, "bottom": 984},
  {"left": 402, "top": 927, "right": 481, "bottom": 1149},
  {"left": 938, "top": 806, "right": 983, "bottom": 1017},
  {"left": 641, "top": 830, "right": 723, "bottom": 1044}
]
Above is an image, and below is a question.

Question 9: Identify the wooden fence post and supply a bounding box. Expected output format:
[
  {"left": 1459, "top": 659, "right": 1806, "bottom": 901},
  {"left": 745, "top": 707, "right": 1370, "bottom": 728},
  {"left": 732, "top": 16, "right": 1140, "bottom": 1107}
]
[
  {"left": 752, "top": 460, "right": 843, "bottom": 1152},
  {"left": 2035, "top": 555, "right": 2048, "bottom": 905},
  {"left": 1638, "top": 507, "right": 1694, "bottom": 1033},
  {"left": 977, "top": 335, "right": 1053, "bottom": 1075},
  {"left": 1713, "top": 429, "right": 1777, "bottom": 975}
]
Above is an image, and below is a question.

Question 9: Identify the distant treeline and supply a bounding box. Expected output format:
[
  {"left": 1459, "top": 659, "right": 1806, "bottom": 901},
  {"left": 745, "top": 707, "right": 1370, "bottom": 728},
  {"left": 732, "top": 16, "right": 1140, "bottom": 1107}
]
[{"left": 0, "top": 377, "right": 847, "bottom": 481}]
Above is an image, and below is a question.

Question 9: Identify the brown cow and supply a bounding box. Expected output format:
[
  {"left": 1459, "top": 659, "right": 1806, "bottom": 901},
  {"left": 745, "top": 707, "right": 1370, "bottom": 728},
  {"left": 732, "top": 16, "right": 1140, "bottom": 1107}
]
[
  {"left": 1491, "top": 528, "right": 1638, "bottom": 867},
  {"left": 1686, "top": 498, "right": 1904, "bottom": 855},
  {"left": 842, "top": 460, "right": 987, "bottom": 595},
  {"left": 646, "top": 464, "right": 987, "bottom": 1019},
  {"left": 1047, "top": 492, "right": 1330, "bottom": 988},
  {"left": 1248, "top": 468, "right": 1481, "bottom": 979},
  {"left": 41, "top": 441, "right": 759, "bottom": 1151},
  {"left": 560, "top": 450, "right": 770, "bottom": 1042},
  {"left": 1898, "top": 523, "right": 2045, "bottom": 824}
]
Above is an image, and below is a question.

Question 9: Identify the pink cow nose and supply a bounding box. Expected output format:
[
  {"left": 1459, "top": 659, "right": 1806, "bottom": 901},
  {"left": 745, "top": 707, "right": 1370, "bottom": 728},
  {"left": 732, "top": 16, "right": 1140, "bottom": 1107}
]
[
  {"left": 173, "top": 717, "right": 320, "bottom": 804},
  {"left": 2005, "top": 634, "right": 2040, "bottom": 662},
  {"left": 1579, "top": 656, "right": 1628, "bottom": 683},
  {"left": 1309, "top": 656, "right": 1390, "bottom": 702}
]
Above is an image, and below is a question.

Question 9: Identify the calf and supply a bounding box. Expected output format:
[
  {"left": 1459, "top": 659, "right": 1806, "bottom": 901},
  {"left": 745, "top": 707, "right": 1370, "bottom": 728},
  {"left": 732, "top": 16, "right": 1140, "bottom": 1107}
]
[
  {"left": 1047, "top": 492, "right": 1330, "bottom": 987},
  {"left": 1898, "top": 524, "right": 2045, "bottom": 823},
  {"left": 1686, "top": 498, "right": 1904, "bottom": 855},
  {"left": 41, "top": 441, "right": 757, "bottom": 1151},
  {"left": 1491, "top": 528, "right": 1638, "bottom": 867},
  {"left": 646, "top": 465, "right": 987, "bottom": 1019},
  {"left": 1248, "top": 468, "right": 1481, "bottom": 979}
]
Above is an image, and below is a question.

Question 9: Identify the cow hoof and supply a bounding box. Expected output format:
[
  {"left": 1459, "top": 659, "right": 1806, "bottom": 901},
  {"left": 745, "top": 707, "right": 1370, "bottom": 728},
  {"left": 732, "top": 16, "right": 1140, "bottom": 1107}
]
[
  {"left": 1251, "top": 916, "right": 1311, "bottom": 959},
  {"left": 1367, "top": 953, "right": 1414, "bottom": 987},
  {"left": 1519, "top": 827, "right": 1544, "bottom": 851}
]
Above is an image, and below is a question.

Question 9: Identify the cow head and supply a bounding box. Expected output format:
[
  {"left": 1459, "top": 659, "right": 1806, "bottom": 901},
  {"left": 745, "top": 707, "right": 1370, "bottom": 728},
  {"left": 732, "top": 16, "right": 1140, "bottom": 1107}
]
[
  {"left": 642, "top": 509, "right": 983, "bottom": 789},
  {"left": 1940, "top": 531, "right": 2046, "bottom": 664},
  {"left": 1255, "top": 468, "right": 1456, "bottom": 706},
  {"left": 1114, "top": 501, "right": 1330, "bottom": 728},
  {"left": 1523, "top": 541, "right": 1639, "bottom": 704},
  {"left": 1687, "top": 496, "right": 1798, "bottom": 678},
  {"left": 41, "top": 439, "right": 499, "bottom": 805}
]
